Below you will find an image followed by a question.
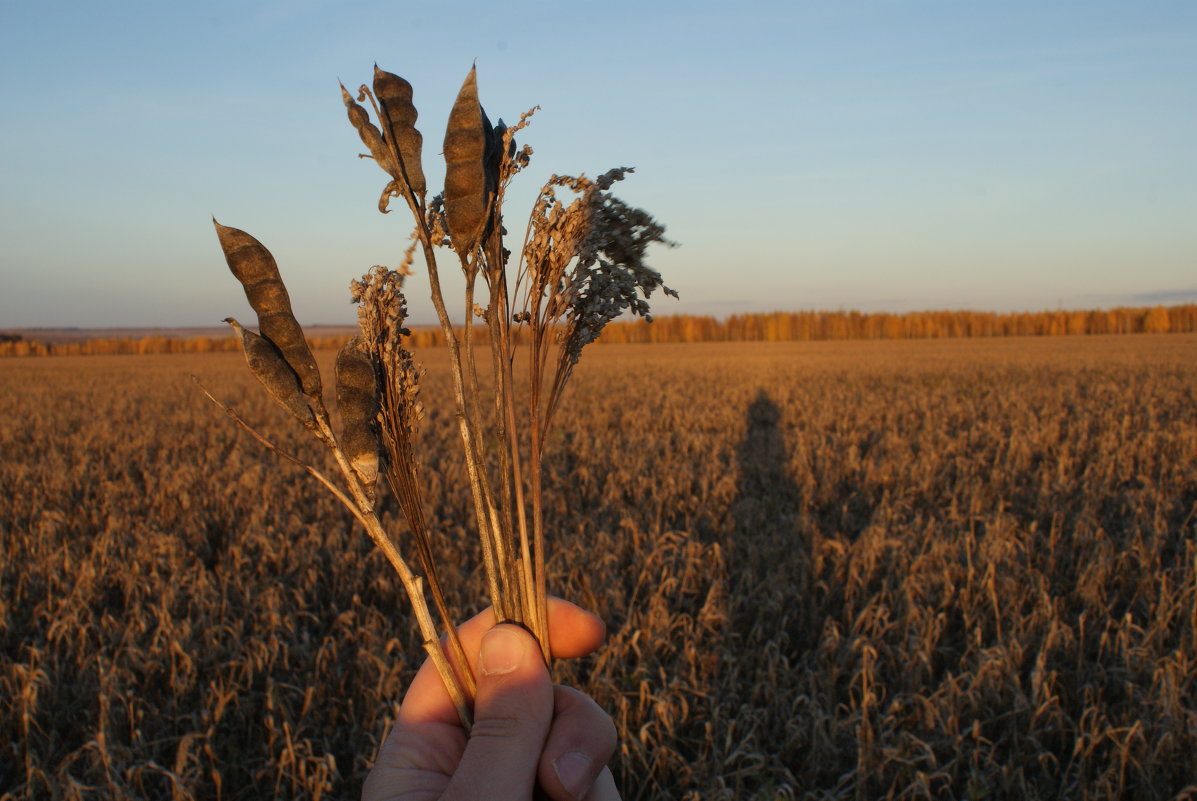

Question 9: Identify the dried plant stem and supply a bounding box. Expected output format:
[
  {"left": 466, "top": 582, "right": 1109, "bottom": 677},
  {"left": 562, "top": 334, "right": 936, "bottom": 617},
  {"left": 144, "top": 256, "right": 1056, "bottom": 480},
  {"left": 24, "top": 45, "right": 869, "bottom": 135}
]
[
  {"left": 214, "top": 68, "right": 673, "bottom": 746},
  {"left": 462, "top": 261, "right": 533, "bottom": 634},
  {"left": 192, "top": 378, "right": 362, "bottom": 520},
  {"left": 358, "top": 511, "right": 472, "bottom": 730},
  {"left": 415, "top": 230, "right": 533, "bottom": 635},
  {"left": 527, "top": 332, "right": 551, "bottom": 657},
  {"left": 192, "top": 377, "right": 474, "bottom": 730},
  {"left": 382, "top": 450, "right": 477, "bottom": 699},
  {"left": 304, "top": 414, "right": 476, "bottom": 726},
  {"left": 483, "top": 231, "right": 548, "bottom": 651},
  {"left": 485, "top": 210, "right": 549, "bottom": 653},
  {"left": 394, "top": 134, "right": 545, "bottom": 646},
  {"left": 486, "top": 311, "right": 520, "bottom": 606},
  {"left": 499, "top": 328, "right": 546, "bottom": 653},
  {"left": 372, "top": 152, "right": 506, "bottom": 675},
  {"left": 415, "top": 236, "right": 508, "bottom": 616},
  {"left": 460, "top": 271, "right": 510, "bottom": 598}
]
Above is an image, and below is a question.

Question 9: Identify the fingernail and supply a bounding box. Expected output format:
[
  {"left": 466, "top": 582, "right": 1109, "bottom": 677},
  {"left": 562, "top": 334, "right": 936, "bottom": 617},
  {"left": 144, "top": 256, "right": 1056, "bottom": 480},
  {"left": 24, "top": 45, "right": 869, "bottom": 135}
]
[
  {"left": 479, "top": 627, "right": 524, "bottom": 676},
  {"left": 553, "top": 751, "right": 596, "bottom": 800}
]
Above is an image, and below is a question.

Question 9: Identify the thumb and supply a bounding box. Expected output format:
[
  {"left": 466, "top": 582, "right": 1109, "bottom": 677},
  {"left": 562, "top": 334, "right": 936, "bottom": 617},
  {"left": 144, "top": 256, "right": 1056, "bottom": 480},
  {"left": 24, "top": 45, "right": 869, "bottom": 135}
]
[{"left": 442, "top": 624, "right": 553, "bottom": 801}]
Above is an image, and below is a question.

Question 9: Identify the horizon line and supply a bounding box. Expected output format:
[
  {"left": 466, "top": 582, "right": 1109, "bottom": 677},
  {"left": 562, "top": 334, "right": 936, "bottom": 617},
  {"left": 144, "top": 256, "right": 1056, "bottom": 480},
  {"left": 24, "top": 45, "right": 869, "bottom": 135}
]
[{"left": 4, "top": 299, "right": 1197, "bottom": 335}]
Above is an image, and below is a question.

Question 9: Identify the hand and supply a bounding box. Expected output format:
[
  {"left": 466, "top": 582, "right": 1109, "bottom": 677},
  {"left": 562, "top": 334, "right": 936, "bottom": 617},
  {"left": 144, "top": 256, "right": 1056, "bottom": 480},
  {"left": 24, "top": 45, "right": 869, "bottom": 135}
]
[{"left": 363, "top": 599, "right": 621, "bottom": 801}]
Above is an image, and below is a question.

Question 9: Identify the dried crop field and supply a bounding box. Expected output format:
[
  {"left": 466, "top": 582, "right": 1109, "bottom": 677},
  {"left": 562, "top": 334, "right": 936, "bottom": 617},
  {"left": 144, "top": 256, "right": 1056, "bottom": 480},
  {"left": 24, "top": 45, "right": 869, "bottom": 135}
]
[{"left": 2, "top": 334, "right": 1195, "bottom": 800}]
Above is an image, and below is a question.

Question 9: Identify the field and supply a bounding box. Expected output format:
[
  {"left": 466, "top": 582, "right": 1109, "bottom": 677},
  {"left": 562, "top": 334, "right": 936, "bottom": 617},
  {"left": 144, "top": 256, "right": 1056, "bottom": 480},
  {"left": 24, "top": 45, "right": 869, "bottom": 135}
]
[{"left": 2, "top": 335, "right": 1195, "bottom": 800}]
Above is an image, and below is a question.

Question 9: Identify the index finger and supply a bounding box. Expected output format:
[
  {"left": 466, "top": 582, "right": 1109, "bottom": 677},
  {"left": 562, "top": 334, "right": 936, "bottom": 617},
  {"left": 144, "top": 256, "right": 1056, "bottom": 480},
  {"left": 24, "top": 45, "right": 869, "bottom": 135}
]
[{"left": 398, "top": 598, "right": 606, "bottom": 727}]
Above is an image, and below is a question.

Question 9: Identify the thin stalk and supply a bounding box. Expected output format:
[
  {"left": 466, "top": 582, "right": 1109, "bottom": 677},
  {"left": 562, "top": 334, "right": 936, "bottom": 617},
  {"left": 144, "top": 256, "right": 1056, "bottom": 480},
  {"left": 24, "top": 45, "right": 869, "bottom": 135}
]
[
  {"left": 193, "top": 378, "right": 360, "bottom": 518},
  {"left": 481, "top": 229, "right": 515, "bottom": 555},
  {"left": 484, "top": 227, "right": 542, "bottom": 646},
  {"left": 362, "top": 513, "right": 472, "bottom": 732},
  {"left": 497, "top": 313, "right": 543, "bottom": 650},
  {"left": 485, "top": 301, "right": 519, "bottom": 615},
  {"left": 525, "top": 331, "right": 551, "bottom": 661},
  {"left": 383, "top": 452, "right": 476, "bottom": 698},
  {"left": 413, "top": 227, "right": 509, "bottom": 619},
  {"left": 309, "top": 412, "right": 473, "bottom": 727},
  {"left": 461, "top": 256, "right": 527, "bottom": 623},
  {"left": 194, "top": 378, "right": 473, "bottom": 728}
]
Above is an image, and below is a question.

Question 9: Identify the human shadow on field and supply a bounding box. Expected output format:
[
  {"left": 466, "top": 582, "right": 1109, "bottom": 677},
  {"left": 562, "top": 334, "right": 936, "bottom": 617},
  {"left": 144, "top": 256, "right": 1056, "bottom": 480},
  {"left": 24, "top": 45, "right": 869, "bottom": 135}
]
[{"left": 730, "top": 390, "right": 815, "bottom": 655}]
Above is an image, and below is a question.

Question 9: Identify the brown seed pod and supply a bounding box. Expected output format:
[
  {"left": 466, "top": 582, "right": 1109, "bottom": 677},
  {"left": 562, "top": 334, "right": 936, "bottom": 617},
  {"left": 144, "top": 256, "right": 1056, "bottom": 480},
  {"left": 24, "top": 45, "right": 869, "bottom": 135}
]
[
  {"left": 339, "top": 81, "right": 400, "bottom": 179},
  {"left": 373, "top": 65, "right": 426, "bottom": 197},
  {"left": 213, "top": 221, "right": 322, "bottom": 401},
  {"left": 485, "top": 117, "right": 506, "bottom": 196},
  {"left": 224, "top": 317, "right": 315, "bottom": 429},
  {"left": 443, "top": 66, "right": 490, "bottom": 255},
  {"left": 480, "top": 116, "right": 509, "bottom": 264},
  {"left": 335, "top": 337, "right": 381, "bottom": 496}
]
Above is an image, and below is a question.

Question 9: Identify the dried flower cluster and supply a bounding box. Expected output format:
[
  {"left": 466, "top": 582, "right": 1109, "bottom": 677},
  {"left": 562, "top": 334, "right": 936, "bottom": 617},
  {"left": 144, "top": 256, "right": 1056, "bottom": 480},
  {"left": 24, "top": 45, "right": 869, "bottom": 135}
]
[{"left": 207, "top": 64, "right": 674, "bottom": 729}]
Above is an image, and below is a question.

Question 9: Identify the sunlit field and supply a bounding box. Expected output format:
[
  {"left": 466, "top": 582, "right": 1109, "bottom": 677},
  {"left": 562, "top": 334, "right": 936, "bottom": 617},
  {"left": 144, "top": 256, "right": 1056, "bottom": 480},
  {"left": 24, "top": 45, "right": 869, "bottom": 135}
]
[{"left": 2, "top": 334, "right": 1195, "bottom": 800}]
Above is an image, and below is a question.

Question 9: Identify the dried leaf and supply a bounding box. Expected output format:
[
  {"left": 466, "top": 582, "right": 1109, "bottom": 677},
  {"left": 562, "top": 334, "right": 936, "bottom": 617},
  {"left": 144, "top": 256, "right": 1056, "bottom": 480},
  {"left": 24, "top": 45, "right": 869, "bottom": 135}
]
[
  {"left": 335, "top": 337, "right": 381, "bottom": 496},
  {"left": 379, "top": 180, "right": 402, "bottom": 215},
  {"left": 373, "top": 65, "right": 426, "bottom": 197},
  {"left": 214, "top": 221, "right": 322, "bottom": 400},
  {"left": 224, "top": 317, "right": 315, "bottom": 429},
  {"left": 443, "top": 66, "right": 490, "bottom": 255}
]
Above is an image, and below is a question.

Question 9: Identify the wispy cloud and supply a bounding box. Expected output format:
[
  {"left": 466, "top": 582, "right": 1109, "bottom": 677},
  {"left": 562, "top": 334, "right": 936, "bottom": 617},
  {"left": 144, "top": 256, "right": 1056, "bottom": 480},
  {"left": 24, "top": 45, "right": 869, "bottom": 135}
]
[
  {"left": 1128, "top": 288, "right": 1197, "bottom": 305},
  {"left": 1065, "top": 287, "right": 1197, "bottom": 309}
]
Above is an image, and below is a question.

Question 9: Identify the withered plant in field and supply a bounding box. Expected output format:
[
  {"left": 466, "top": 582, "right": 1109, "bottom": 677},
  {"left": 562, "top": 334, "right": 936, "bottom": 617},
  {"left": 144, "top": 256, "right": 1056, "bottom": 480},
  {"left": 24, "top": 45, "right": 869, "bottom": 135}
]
[{"left": 203, "top": 64, "right": 675, "bottom": 729}]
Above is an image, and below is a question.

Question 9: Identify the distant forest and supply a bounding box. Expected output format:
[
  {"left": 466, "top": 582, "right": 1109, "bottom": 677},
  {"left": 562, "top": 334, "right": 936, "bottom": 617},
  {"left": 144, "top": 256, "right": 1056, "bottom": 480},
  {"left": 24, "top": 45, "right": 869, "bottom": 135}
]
[{"left": 2, "top": 304, "right": 1193, "bottom": 357}]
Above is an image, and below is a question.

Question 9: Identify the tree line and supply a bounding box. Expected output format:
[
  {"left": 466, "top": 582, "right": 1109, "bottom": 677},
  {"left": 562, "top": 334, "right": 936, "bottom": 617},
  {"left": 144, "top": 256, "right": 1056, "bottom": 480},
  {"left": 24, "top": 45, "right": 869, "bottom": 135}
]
[{"left": 2, "top": 304, "right": 1193, "bottom": 357}]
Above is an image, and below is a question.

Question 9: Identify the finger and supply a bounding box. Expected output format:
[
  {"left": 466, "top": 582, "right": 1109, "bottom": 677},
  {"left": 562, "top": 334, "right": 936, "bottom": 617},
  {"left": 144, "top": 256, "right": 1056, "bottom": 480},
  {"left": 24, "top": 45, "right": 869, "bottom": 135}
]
[
  {"left": 399, "top": 599, "right": 606, "bottom": 727},
  {"left": 439, "top": 599, "right": 605, "bottom": 660},
  {"left": 546, "top": 598, "right": 607, "bottom": 658},
  {"left": 584, "top": 768, "right": 621, "bottom": 801},
  {"left": 441, "top": 624, "right": 552, "bottom": 801},
  {"left": 536, "top": 685, "right": 618, "bottom": 801}
]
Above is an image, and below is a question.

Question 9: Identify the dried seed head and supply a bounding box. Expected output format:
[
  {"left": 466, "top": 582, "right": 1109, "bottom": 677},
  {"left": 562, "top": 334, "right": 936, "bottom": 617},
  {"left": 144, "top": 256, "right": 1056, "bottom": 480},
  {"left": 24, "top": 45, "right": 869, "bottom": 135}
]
[
  {"left": 502, "top": 107, "right": 538, "bottom": 181},
  {"left": 426, "top": 193, "right": 451, "bottom": 247},
  {"left": 561, "top": 179, "right": 676, "bottom": 363},
  {"left": 349, "top": 265, "right": 422, "bottom": 443},
  {"left": 214, "top": 221, "right": 322, "bottom": 401},
  {"left": 443, "top": 66, "right": 490, "bottom": 255},
  {"left": 335, "top": 337, "right": 381, "bottom": 497},
  {"left": 518, "top": 172, "right": 676, "bottom": 366},
  {"left": 224, "top": 317, "right": 315, "bottom": 429},
  {"left": 373, "top": 65, "right": 426, "bottom": 197}
]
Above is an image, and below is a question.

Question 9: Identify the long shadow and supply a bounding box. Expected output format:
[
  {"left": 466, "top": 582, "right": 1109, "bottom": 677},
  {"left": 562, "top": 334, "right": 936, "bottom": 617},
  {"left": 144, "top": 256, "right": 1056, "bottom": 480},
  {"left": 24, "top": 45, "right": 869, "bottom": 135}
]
[
  {"left": 730, "top": 390, "right": 814, "bottom": 654},
  {"left": 733, "top": 391, "right": 800, "bottom": 537}
]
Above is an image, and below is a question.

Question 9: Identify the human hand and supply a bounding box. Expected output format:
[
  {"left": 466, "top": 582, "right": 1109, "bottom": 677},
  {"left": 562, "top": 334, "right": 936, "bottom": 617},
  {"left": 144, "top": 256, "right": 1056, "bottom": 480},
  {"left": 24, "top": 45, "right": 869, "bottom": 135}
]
[{"left": 362, "top": 599, "right": 621, "bottom": 801}]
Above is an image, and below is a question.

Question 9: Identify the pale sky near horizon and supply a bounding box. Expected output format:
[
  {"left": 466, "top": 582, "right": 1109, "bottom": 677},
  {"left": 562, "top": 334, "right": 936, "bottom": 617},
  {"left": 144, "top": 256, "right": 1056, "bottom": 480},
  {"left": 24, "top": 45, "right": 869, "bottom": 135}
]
[{"left": 1, "top": 1, "right": 1195, "bottom": 328}]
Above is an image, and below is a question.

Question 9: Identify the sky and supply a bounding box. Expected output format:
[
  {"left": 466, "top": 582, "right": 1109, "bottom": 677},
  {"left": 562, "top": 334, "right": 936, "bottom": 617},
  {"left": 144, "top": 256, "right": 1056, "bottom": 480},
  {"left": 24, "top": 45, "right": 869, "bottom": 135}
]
[{"left": 1, "top": 1, "right": 1195, "bottom": 328}]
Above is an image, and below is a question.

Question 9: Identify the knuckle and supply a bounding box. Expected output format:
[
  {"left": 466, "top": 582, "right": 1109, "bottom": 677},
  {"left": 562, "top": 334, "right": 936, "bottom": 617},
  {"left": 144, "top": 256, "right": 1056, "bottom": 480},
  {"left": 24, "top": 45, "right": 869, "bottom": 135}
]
[{"left": 469, "top": 712, "right": 534, "bottom": 741}]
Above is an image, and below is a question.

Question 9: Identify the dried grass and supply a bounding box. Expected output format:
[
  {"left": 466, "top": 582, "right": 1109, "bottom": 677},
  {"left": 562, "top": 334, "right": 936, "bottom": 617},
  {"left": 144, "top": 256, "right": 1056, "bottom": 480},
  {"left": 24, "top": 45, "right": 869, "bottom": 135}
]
[{"left": 2, "top": 334, "right": 1195, "bottom": 799}]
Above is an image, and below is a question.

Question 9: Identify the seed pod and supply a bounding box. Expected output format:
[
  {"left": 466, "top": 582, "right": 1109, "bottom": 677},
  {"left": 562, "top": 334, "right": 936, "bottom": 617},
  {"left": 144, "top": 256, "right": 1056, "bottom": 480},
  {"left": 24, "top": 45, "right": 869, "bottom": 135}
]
[
  {"left": 225, "top": 318, "right": 315, "bottom": 429},
  {"left": 340, "top": 81, "right": 399, "bottom": 179},
  {"left": 214, "top": 221, "right": 322, "bottom": 401},
  {"left": 373, "top": 65, "right": 426, "bottom": 197},
  {"left": 480, "top": 116, "right": 509, "bottom": 265},
  {"left": 484, "top": 117, "right": 505, "bottom": 197},
  {"left": 443, "top": 66, "right": 490, "bottom": 255},
  {"left": 335, "top": 337, "right": 381, "bottom": 496}
]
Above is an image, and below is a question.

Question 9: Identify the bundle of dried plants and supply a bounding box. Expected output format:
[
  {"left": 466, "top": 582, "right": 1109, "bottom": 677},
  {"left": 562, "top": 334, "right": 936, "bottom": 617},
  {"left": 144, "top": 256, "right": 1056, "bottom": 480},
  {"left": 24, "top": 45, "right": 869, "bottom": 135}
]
[{"left": 202, "top": 64, "right": 675, "bottom": 731}]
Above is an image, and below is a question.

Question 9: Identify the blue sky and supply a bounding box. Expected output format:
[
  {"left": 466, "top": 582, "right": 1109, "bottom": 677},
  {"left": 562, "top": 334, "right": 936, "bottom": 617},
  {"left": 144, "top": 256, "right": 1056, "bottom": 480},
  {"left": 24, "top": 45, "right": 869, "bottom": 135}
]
[{"left": 1, "top": 1, "right": 1195, "bottom": 328}]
